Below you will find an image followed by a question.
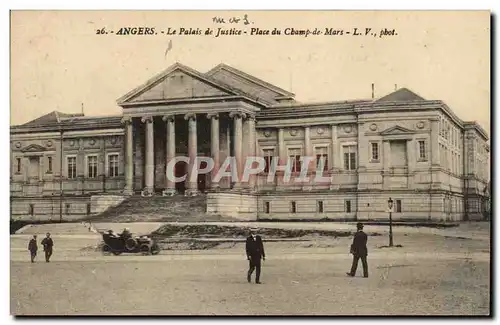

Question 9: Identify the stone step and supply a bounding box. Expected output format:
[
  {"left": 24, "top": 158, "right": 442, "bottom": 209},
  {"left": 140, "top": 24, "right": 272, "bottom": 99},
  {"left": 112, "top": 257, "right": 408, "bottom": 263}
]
[{"left": 86, "top": 194, "right": 211, "bottom": 222}]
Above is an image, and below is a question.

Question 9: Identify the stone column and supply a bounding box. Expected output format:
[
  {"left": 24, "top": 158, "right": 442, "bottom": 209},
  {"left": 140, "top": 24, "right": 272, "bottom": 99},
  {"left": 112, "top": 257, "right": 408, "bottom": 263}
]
[
  {"left": 229, "top": 112, "right": 245, "bottom": 189},
  {"left": 383, "top": 141, "right": 391, "bottom": 171},
  {"left": 430, "top": 118, "right": 440, "bottom": 166},
  {"left": 121, "top": 117, "right": 134, "bottom": 195},
  {"left": 207, "top": 113, "right": 220, "bottom": 190},
  {"left": 246, "top": 114, "right": 256, "bottom": 190},
  {"left": 304, "top": 126, "right": 315, "bottom": 172},
  {"left": 38, "top": 155, "right": 44, "bottom": 181},
  {"left": 184, "top": 113, "right": 199, "bottom": 196},
  {"left": 407, "top": 138, "right": 415, "bottom": 172},
  {"left": 278, "top": 128, "right": 286, "bottom": 165},
  {"left": 141, "top": 116, "right": 154, "bottom": 196},
  {"left": 162, "top": 115, "right": 177, "bottom": 196},
  {"left": 23, "top": 157, "right": 29, "bottom": 182}
]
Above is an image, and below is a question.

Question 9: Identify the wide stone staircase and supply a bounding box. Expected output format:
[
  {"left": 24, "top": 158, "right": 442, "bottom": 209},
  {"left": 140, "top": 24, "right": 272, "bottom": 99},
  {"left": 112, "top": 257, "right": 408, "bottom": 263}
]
[{"left": 85, "top": 194, "right": 228, "bottom": 223}]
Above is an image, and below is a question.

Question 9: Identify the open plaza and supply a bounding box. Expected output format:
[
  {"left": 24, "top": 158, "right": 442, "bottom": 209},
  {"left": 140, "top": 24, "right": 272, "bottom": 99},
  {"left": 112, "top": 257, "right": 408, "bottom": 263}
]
[{"left": 10, "top": 221, "right": 490, "bottom": 316}]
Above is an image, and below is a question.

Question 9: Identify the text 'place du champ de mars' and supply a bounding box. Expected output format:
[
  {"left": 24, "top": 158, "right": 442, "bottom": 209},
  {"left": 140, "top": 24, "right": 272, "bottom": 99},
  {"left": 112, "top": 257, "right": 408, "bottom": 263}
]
[{"left": 10, "top": 62, "right": 490, "bottom": 221}]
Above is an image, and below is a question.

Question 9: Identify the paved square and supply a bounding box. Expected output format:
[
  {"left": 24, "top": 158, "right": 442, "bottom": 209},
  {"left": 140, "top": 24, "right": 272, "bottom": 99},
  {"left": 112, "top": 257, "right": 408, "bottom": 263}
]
[{"left": 10, "top": 223, "right": 490, "bottom": 316}]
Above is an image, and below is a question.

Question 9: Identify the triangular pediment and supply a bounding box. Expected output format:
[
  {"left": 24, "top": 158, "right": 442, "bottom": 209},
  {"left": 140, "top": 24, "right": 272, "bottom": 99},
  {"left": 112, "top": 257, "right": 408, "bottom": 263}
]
[
  {"left": 20, "top": 144, "right": 47, "bottom": 153},
  {"left": 379, "top": 125, "right": 415, "bottom": 136},
  {"left": 118, "top": 63, "right": 238, "bottom": 105}
]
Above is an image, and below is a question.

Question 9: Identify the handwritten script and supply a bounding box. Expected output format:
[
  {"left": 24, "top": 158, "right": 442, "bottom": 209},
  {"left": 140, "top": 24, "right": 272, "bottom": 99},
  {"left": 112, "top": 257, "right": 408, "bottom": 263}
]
[{"left": 211, "top": 14, "right": 253, "bottom": 25}]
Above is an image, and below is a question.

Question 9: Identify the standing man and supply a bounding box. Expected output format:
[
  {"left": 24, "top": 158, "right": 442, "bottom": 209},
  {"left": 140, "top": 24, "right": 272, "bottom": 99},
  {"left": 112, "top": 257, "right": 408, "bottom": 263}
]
[
  {"left": 28, "top": 235, "right": 38, "bottom": 263},
  {"left": 41, "top": 232, "right": 54, "bottom": 263},
  {"left": 246, "top": 227, "right": 265, "bottom": 284},
  {"left": 347, "top": 222, "right": 368, "bottom": 278}
]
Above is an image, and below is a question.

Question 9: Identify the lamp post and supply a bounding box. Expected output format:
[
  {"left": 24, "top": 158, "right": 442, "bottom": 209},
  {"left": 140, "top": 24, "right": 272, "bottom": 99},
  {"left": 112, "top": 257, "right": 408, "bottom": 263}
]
[{"left": 388, "top": 197, "right": 394, "bottom": 247}]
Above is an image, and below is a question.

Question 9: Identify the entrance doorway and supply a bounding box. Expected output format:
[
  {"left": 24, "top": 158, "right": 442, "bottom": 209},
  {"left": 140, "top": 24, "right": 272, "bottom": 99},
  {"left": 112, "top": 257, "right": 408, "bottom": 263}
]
[
  {"left": 175, "top": 161, "right": 187, "bottom": 194},
  {"left": 197, "top": 160, "right": 208, "bottom": 192}
]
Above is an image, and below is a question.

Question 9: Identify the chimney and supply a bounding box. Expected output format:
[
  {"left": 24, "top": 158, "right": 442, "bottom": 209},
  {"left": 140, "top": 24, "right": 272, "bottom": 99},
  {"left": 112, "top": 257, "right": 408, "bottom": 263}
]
[
  {"left": 394, "top": 84, "right": 398, "bottom": 91},
  {"left": 371, "top": 83, "right": 375, "bottom": 99}
]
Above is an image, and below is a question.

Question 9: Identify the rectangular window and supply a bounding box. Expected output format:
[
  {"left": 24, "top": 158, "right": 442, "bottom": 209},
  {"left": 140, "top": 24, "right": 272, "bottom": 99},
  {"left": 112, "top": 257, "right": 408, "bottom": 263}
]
[
  {"left": 317, "top": 201, "right": 324, "bottom": 213},
  {"left": 345, "top": 200, "right": 352, "bottom": 213},
  {"left": 291, "top": 201, "right": 297, "bottom": 213},
  {"left": 396, "top": 199, "right": 402, "bottom": 213},
  {"left": 315, "top": 146, "right": 329, "bottom": 171},
  {"left": 418, "top": 140, "right": 427, "bottom": 160},
  {"left": 264, "top": 201, "right": 270, "bottom": 214},
  {"left": 65, "top": 203, "right": 71, "bottom": 215},
  {"left": 47, "top": 157, "right": 53, "bottom": 173},
  {"left": 87, "top": 155, "right": 98, "bottom": 178},
  {"left": 343, "top": 145, "right": 357, "bottom": 170},
  {"left": 263, "top": 149, "right": 274, "bottom": 173},
  {"left": 86, "top": 203, "right": 91, "bottom": 215},
  {"left": 108, "top": 154, "right": 119, "bottom": 177},
  {"left": 67, "top": 156, "right": 77, "bottom": 179},
  {"left": 16, "top": 158, "right": 21, "bottom": 173},
  {"left": 370, "top": 142, "right": 379, "bottom": 161},
  {"left": 288, "top": 148, "right": 302, "bottom": 173},
  {"left": 29, "top": 204, "right": 34, "bottom": 216}
]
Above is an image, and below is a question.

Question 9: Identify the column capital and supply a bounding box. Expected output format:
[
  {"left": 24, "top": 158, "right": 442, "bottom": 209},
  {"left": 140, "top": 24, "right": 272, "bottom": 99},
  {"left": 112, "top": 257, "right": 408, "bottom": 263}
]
[
  {"left": 245, "top": 114, "right": 256, "bottom": 121},
  {"left": 206, "top": 113, "right": 219, "bottom": 120},
  {"left": 162, "top": 115, "right": 175, "bottom": 123},
  {"left": 141, "top": 116, "right": 154, "bottom": 124},
  {"left": 229, "top": 111, "right": 246, "bottom": 119},
  {"left": 121, "top": 116, "right": 133, "bottom": 125},
  {"left": 184, "top": 113, "right": 196, "bottom": 121}
]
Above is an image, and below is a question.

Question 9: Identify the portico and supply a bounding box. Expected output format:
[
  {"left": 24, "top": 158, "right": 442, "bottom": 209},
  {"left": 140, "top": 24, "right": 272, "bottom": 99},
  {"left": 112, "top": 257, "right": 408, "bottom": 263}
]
[{"left": 120, "top": 105, "right": 259, "bottom": 197}]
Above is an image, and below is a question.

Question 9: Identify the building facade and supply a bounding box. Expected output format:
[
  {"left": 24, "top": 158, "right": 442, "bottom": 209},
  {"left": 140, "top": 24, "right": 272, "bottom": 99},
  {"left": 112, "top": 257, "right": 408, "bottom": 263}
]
[{"left": 10, "top": 63, "right": 490, "bottom": 221}]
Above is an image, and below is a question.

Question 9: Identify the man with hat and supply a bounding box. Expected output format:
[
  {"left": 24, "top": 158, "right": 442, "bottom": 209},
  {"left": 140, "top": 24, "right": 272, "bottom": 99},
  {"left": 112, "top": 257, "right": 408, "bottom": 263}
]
[
  {"left": 246, "top": 227, "right": 266, "bottom": 284},
  {"left": 41, "top": 232, "right": 54, "bottom": 263},
  {"left": 347, "top": 222, "right": 368, "bottom": 278},
  {"left": 27, "top": 235, "right": 38, "bottom": 263}
]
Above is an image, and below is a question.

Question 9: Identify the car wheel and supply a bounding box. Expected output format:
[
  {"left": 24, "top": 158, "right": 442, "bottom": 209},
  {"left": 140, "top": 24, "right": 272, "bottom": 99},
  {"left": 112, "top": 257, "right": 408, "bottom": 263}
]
[
  {"left": 102, "top": 244, "right": 111, "bottom": 255},
  {"left": 151, "top": 244, "right": 160, "bottom": 255},
  {"left": 140, "top": 244, "right": 151, "bottom": 255}
]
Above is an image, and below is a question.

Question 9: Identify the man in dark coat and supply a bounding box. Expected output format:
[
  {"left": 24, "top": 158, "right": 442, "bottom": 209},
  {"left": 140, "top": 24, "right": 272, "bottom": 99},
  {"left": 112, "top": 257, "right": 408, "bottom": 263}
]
[
  {"left": 347, "top": 222, "right": 368, "bottom": 278},
  {"left": 28, "top": 235, "right": 38, "bottom": 263},
  {"left": 246, "top": 228, "right": 266, "bottom": 284},
  {"left": 41, "top": 232, "right": 54, "bottom": 263}
]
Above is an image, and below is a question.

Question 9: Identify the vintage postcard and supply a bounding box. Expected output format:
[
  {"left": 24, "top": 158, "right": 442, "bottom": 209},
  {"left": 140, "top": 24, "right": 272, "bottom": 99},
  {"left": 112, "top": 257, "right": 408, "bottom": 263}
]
[{"left": 9, "top": 10, "right": 490, "bottom": 316}]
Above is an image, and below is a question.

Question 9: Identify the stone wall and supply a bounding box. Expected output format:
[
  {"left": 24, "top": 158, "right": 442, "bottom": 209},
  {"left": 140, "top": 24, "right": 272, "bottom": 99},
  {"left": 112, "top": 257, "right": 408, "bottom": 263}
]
[
  {"left": 206, "top": 192, "right": 257, "bottom": 220},
  {"left": 11, "top": 196, "right": 92, "bottom": 221},
  {"left": 90, "top": 194, "right": 126, "bottom": 214},
  {"left": 11, "top": 194, "right": 126, "bottom": 221},
  {"left": 256, "top": 191, "right": 466, "bottom": 222}
]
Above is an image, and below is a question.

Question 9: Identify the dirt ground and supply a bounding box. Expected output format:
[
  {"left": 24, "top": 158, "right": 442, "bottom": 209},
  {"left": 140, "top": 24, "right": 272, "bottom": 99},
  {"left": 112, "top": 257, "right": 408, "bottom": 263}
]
[{"left": 10, "top": 222, "right": 491, "bottom": 316}]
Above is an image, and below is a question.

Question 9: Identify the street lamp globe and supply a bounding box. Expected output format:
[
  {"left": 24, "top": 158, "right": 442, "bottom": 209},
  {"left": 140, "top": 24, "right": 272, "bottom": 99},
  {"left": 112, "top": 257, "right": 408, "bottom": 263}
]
[{"left": 388, "top": 197, "right": 393, "bottom": 209}]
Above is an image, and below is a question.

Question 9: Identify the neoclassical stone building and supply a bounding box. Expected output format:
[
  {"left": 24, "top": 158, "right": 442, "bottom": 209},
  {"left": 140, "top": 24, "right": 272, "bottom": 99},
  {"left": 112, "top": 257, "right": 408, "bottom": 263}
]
[{"left": 10, "top": 63, "right": 490, "bottom": 221}]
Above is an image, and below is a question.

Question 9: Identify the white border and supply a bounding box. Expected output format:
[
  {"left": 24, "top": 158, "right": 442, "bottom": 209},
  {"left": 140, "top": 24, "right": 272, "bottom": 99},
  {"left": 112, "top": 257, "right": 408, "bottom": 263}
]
[{"left": 4, "top": 3, "right": 497, "bottom": 324}]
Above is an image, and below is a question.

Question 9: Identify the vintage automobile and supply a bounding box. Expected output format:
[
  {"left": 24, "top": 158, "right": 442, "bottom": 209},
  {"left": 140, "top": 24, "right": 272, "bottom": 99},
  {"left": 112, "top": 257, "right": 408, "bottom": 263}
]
[{"left": 101, "top": 230, "right": 161, "bottom": 255}]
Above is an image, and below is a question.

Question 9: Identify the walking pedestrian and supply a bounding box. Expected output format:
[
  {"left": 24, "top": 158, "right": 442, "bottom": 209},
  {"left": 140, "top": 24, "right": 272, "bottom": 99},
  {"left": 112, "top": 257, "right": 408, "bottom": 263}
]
[
  {"left": 246, "top": 227, "right": 266, "bottom": 284},
  {"left": 28, "top": 235, "right": 38, "bottom": 263},
  {"left": 347, "top": 222, "right": 369, "bottom": 278},
  {"left": 41, "top": 233, "right": 54, "bottom": 263}
]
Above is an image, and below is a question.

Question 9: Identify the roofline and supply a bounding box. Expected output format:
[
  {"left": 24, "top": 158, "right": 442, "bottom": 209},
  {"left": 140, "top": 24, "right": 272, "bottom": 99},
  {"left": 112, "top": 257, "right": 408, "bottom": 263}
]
[
  {"left": 463, "top": 121, "right": 489, "bottom": 140},
  {"left": 270, "top": 99, "right": 373, "bottom": 109},
  {"left": 205, "top": 63, "right": 295, "bottom": 98},
  {"left": 11, "top": 115, "right": 123, "bottom": 133}
]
